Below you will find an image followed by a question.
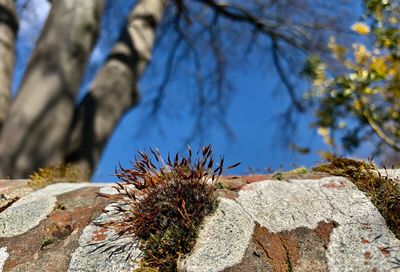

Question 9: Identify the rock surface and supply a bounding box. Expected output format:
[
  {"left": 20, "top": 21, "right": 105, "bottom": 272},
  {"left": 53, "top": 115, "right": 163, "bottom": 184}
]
[{"left": 0, "top": 173, "right": 399, "bottom": 272}]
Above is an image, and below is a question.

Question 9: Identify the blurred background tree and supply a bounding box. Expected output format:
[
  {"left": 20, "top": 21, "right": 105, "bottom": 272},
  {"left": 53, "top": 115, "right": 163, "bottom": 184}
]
[{"left": 0, "top": 0, "right": 397, "bottom": 179}]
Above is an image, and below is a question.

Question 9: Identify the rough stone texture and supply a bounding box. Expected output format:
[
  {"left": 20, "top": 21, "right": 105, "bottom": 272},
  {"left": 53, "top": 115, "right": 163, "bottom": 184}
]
[
  {"left": 0, "top": 183, "right": 91, "bottom": 237},
  {"left": 0, "top": 247, "right": 8, "bottom": 271},
  {"left": 98, "top": 185, "right": 119, "bottom": 195},
  {"left": 0, "top": 180, "right": 32, "bottom": 212},
  {"left": 0, "top": 174, "right": 399, "bottom": 272},
  {"left": 67, "top": 204, "right": 141, "bottom": 272},
  {"left": 182, "top": 177, "right": 400, "bottom": 272},
  {"left": 179, "top": 199, "right": 255, "bottom": 272},
  {"left": 224, "top": 221, "right": 336, "bottom": 272},
  {"left": 0, "top": 186, "right": 108, "bottom": 272}
]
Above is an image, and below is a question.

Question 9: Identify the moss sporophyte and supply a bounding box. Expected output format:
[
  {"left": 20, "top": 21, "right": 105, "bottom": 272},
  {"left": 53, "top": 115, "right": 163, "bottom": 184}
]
[{"left": 98, "top": 145, "right": 240, "bottom": 271}]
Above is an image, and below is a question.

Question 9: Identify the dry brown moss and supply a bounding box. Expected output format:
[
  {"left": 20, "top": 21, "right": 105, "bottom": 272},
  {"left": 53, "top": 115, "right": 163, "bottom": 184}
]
[
  {"left": 28, "top": 164, "right": 89, "bottom": 189},
  {"left": 100, "top": 145, "right": 239, "bottom": 271},
  {"left": 313, "top": 156, "right": 400, "bottom": 239}
]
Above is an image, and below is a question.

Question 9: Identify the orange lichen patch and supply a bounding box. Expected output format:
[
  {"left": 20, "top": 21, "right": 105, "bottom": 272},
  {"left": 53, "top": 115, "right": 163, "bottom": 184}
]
[
  {"left": 224, "top": 221, "right": 337, "bottom": 272},
  {"left": 361, "top": 238, "right": 370, "bottom": 244},
  {"left": 378, "top": 246, "right": 390, "bottom": 257},
  {"left": 91, "top": 227, "right": 109, "bottom": 242},
  {"left": 364, "top": 251, "right": 372, "bottom": 264},
  {"left": 321, "top": 180, "right": 347, "bottom": 189}
]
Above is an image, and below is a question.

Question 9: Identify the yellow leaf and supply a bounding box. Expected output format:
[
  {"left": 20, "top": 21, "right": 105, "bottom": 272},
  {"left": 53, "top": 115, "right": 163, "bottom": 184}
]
[
  {"left": 317, "top": 127, "right": 333, "bottom": 145},
  {"left": 370, "top": 57, "right": 387, "bottom": 76},
  {"left": 351, "top": 22, "right": 370, "bottom": 35},
  {"left": 353, "top": 100, "right": 362, "bottom": 111}
]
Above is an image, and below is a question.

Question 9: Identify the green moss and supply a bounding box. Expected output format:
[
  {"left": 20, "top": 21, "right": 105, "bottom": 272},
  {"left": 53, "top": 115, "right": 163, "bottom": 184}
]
[
  {"left": 29, "top": 164, "right": 90, "bottom": 189},
  {"left": 53, "top": 203, "right": 66, "bottom": 211},
  {"left": 101, "top": 146, "right": 239, "bottom": 272},
  {"left": 216, "top": 182, "right": 226, "bottom": 189},
  {"left": 288, "top": 167, "right": 307, "bottom": 175},
  {"left": 134, "top": 179, "right": 218, "bottom": 271},
  {"left": 272, "top": 172, "right": 284, "bottom": 180},
  {"left": 313, "top": 156, "right": 400, "bottom": 239},
  {"left": 41, "top": 237, "right": 57, "bottom": 248}
]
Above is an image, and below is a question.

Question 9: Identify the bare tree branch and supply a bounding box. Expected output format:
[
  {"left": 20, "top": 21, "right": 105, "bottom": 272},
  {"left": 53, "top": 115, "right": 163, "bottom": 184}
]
[
  {"left": 271, "top": 38, "right": 305, "bottom": 112},
  {"left": 358, "top": 97, "right": 400, "bottom": 152}
]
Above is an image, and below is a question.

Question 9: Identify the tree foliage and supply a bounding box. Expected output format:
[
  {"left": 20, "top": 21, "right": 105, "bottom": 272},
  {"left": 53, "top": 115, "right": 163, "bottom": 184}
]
[{"left": 306, "top": 0, "right": 400, "bottom": 155}]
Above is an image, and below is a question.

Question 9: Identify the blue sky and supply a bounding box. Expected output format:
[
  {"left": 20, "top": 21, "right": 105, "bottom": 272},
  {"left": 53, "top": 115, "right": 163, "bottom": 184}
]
[{"left": 12, "top": 0, "right": 366, "bottom": 182}]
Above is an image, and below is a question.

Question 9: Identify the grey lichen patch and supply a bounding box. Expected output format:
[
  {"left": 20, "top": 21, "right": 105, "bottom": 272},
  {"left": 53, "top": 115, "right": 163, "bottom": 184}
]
[
  {"left": 237, "top": 177, "right": 383, "bottom": 231},
  {"left": 68, "top": 204, "right": 141, "bottom": 272},
  {"left": 0, "top": 183, "right": 90, "bottom": 238},
  {"left": 0, "top": 247, "right": 9, "bottom": 271},
  {"left": 0, "top": 197, "right": 54, "bottom": 238},
  {"left": 98, "top": 185, "right": 119, "bottom": 195},
  {"left": 182, "top": 177, "right": 400, "bottom": 272},
  {"left": 179, "top": 198, "right": 255, "bottom": 272},
  {"left": 327, "top": 224, "right": 400, "bottom": 272}
]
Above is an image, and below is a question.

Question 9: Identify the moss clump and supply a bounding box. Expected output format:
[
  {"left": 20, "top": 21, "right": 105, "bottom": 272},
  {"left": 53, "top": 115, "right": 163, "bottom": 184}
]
[
  {"left": 29, "top": 164, "right": 90, "bottom": 189},
  {"left": 313, "top": 156, "right": 400, "bottom": 239},
  {"left": 41, "top": 237, "right": 58, "bottom": 249},
  {"left": 101, "top": 145, "right": 239, "bottom": 271},
  {"left": 288, "top": 166, "right": 307, "bottom": 175}
]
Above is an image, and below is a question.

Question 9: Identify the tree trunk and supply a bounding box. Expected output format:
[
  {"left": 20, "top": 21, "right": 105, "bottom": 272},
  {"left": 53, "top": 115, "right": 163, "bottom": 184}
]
[
  {"left": 0, "top": 0, "right": 18, "bottom": 129},
  {"left": 0, "top": 0, "right": 105, "bottom": 178},
  {"left": 65, "top": 0, "right": 167, "bottom": 173}
]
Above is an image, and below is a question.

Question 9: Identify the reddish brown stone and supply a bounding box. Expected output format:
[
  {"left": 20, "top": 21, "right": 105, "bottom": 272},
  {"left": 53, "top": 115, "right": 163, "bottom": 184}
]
[
  {"left": 224, "top": 221, "right": 337, "bottom": 272},
  {"left": 226, "top": 179, "right": 247, "bottom": 191},
  {"left": 235, "top": 172, "right": 329, "bottom": 185},
  {"left": 0, "top": 186, "right": 109, "bottom": 272},
  {"left": 243, "top": 175, "right": 270, "bottom": 184}
]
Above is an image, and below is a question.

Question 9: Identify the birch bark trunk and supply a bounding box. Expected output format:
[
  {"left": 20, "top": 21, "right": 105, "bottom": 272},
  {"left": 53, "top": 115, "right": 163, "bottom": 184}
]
[
  {"left": 66, "top": 0, "right": 167, "bottom": 173},
  {"left": 0, "top": 0, "right": 18, "bottom": 128},
  {"left": 0, "top": 0, "right": 105, "bottom": 178}
]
